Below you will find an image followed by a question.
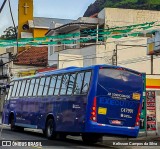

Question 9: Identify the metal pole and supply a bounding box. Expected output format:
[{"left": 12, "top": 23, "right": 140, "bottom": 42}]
[
  {"left": 151, "top": 55, "right": 153, "bottom": 74},
  {"left": 96, "top": 25, "right": 99, "bottom": 43},
  {"left": 116, "top": 44, "right": 118, "bottom": 66},
  {"left": 112, "top": 44, "right": 118, "bottom": 66},
  {"left": 112, "top": 49, "right": 115, "bottom": 65},
  {"left": 112, "top": 48, "right": 117, "bottom": 66}
]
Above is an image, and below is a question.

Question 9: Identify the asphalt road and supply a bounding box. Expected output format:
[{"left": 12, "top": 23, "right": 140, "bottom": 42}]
[
  {"left": 0, "top": 125, "right": 116, "bottom": 149},
  {"left": 0, "top": 125, "right": 159, "bottom": 149}
]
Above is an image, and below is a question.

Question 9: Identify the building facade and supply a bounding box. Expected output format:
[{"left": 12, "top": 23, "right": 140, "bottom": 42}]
[
  {"left": 18, "top": 0, "right": 73, "bottom": 53},
  {"left": 46, "top": 8, "right": 160, "bottom": 134}
]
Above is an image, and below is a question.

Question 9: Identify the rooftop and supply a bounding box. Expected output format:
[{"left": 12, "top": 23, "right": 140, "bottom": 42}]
[
  {"left": 46, "top": 17, "right": 102, "bottom": 35},
  {"left": 32, "top": 17, "right": 74, "bottom": 29},
  {"left": 14, "top": 46, "right": 48, "bottom": 66}
]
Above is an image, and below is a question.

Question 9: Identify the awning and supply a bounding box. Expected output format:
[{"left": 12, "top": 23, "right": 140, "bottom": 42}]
[{"left": 146, "top": 78, "right": 160, "bottom": 89}]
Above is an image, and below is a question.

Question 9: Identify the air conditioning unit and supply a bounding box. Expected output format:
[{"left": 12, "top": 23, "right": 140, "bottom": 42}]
[{"left": 50, "top": 21, "right": 63, "bottom": 29}]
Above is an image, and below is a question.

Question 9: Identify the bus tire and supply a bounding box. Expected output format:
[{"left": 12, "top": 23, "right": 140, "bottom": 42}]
[
  {"left": 45, "top": 118, "right": 56, "bottom": 139},
  {"left": 57, "top": 133, "right": 67, "bottom": 140},
  {"left": 10, "top": 116, "right": 16, "bottom": 131},
  {"left": 17, "top": 126, "right": 24, "bottom": 132},
  {"left": 82, "top": 133, "right": 102, "bottom": 144}
]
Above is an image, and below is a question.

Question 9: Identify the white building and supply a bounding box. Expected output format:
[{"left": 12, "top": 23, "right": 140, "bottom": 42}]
[{"left": 47, "top": 17, "right": 105, "bottom": 68}]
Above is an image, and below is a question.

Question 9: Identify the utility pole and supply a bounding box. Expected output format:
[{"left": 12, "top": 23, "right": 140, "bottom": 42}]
[{"left": 112, "top": 45, "right": 117, "bottom": 66}]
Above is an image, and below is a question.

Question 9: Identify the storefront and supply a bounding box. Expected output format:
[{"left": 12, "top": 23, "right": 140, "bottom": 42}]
[{"left": 146, "top": 78, "right": 160, "bottom": 135}]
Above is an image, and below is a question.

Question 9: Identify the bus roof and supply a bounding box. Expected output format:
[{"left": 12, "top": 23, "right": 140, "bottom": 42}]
[{"left": 12, "top": 64, "right": 143, "bottom": 81}]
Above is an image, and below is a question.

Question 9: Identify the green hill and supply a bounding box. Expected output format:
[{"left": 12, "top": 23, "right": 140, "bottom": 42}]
[{"left": 84, "top": 0, "right": 160, "bottom": 17}]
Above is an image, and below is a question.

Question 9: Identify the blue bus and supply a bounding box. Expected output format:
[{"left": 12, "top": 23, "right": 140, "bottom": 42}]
[{"left": 3, "top": 65, "right": 144, "bottom": 143}]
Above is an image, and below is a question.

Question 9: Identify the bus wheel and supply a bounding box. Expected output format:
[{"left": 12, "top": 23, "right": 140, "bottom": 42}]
[
  {"left": 45, "top": 118, "right": 56, "bottom": 139},
  {"left": 82, "top": 134, "right": 102, "bottom": 144},
  {"left": 10, "top": 116, "right": 16, "bottom": 131}
]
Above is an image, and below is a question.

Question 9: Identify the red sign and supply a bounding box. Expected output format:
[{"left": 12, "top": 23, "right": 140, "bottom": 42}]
[
  {"left": 147, "top": 107, "right": 156, "bottom": 110},
  {"left": 146, "top": 91, "right": 156, "bottom": 131}
]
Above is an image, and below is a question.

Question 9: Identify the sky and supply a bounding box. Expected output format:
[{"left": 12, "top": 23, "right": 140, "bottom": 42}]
[{"left": 0, "top": 0, "right": 95, "bottom": 35}]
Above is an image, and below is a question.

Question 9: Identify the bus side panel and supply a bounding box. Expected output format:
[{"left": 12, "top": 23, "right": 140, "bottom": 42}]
[
  {"left": 37, "top": 97, "right": 47, "bottom": 129},
  {"left": 51, "top": 95, "right": 87, "bottom": 133},
  {"left": 3, "top": 99, "right": 20, "bottom": 125},
  {"left": 2, "top": 101, "right": 10, "bottom": 124}
]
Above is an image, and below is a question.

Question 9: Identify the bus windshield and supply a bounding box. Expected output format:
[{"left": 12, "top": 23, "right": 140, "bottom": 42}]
[{"left": 97, "top": 68, "right": 143, "bottom": 100}]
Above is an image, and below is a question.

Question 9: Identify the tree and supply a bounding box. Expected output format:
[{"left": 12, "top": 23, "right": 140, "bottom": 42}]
[
  {"left": 137, "top": 0, "right": 149, "bottom": 4},
  {"left": 1, "top": 26, "right": 17, "bottom": 40}
]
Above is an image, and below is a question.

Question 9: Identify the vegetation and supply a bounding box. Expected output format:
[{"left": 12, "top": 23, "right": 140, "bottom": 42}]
[
  {"left": 1, "top": 26, "right": 17, "bottom": 40},
  {"left": 84, "top": 0, "right": 160, "bottom": 17}
]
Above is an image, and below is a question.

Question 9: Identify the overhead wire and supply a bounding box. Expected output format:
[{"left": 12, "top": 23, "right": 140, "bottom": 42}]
[
  {"left": 0, "top": 0, "right": 7, "bottom": 13},
  {"left": 8, "top": 38, "right": 156, "bottom": 69},
  {"left": 9, "top": 55, "right": 160, "bottom": 71},
  {"left": 8, "top": 0, "right": 18, "bottom": 50},
  {"left": 119, "top": 55, "right": 160, "bottom": 65},
  {"left": 0, "top": 21, "right": 159, "bottom": 47},
  {"left": 8, "top": 39, "right": 154, "bottom": 66},
  {"left": 0, "top": 8, "right": 159, "bottom": 71}
]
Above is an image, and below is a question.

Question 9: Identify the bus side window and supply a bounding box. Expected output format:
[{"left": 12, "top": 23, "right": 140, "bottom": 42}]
[
  {"left": 19, "top": 80, "right": 26, "bottom": 97},
  {"left": 16, "top": 81, "right": 22, "bottom": 97},
  {"left": 28, "top": 79, "right": 35, "bottom": 96},
  {"left": 60, "top": 74, "right": 69, "bottom": 95},
  {"left": 11, "top": 81, "right": 18, "bottom": 97},
  {"left": 81, "top": 71, "right": 92, "bottom": 94},
  {"left": 7, "top": 82, "right": 14, "bottom": 100},
  {"left": 54, "top": 75, "right": 62, "bottom": 95},
  {"left": 43, "top": 76, "right": 51, "bottom": 96},
  {"left": 74, "top": 72, "right": 84, "bottom": 95},
  {"left": 33, "top": 78, "right": 40, "bottom": 96},
  {"left": 66, "top": 73, "right": 76, "bottom": 95},
  {"left": 24, "top": 80, "right": 30, "bottom": 96},
  {"left": 48, "top": 75, "right": 57, "bottom": 96},
  {"left": 37, "top": 77, "right": 46, "bottom": 96}
]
